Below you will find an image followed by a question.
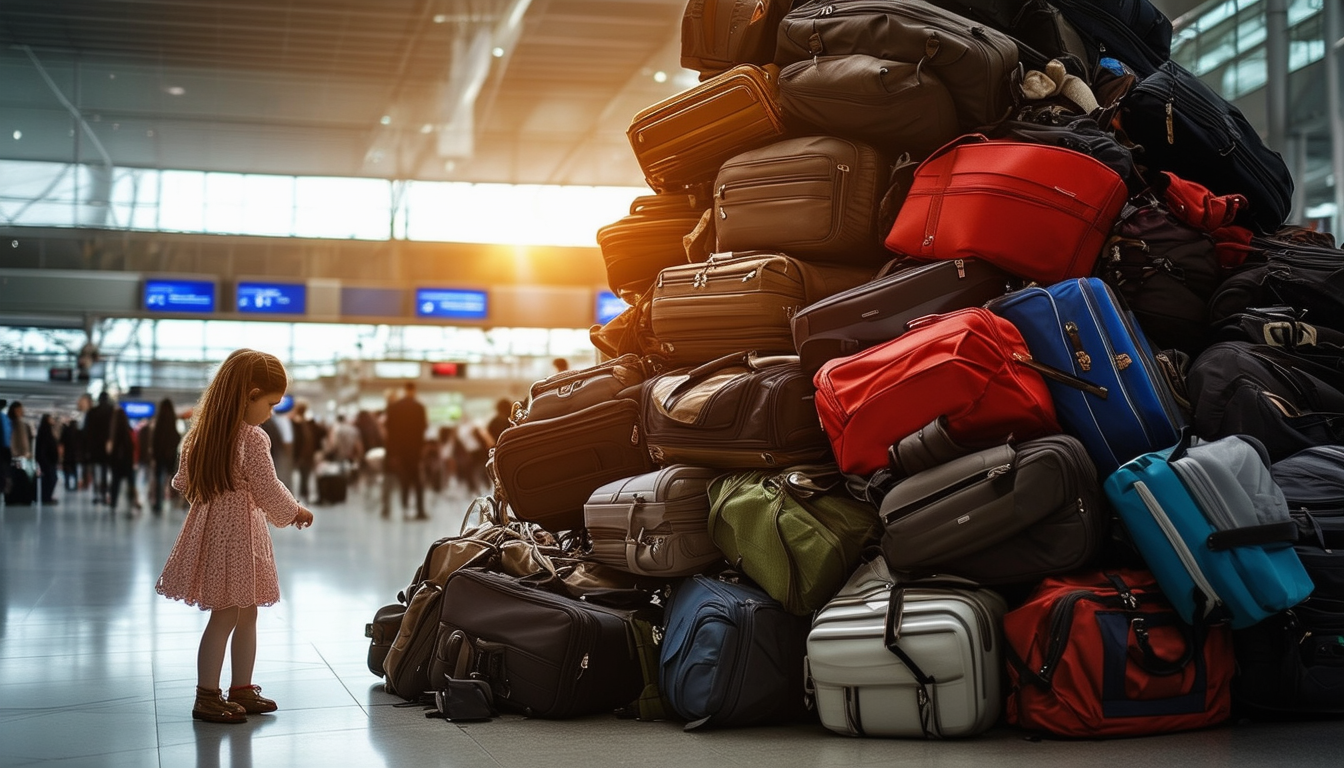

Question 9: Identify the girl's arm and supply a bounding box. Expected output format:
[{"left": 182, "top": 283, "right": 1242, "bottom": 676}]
[
  {"left": 172, "top": 446, "right": 189, "bottom": 492},
  {"left": 243, "top": 426, "right": 306, "bottom": 527}
]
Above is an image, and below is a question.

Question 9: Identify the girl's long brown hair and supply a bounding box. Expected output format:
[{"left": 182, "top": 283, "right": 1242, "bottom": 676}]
[{"left": 181, "top": 349, "right": 288, "bottom": 506}]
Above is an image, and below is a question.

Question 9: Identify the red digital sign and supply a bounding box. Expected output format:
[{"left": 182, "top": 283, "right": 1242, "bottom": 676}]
[{"left": 429, "top": 362, "right": 467, "bottom": 378}]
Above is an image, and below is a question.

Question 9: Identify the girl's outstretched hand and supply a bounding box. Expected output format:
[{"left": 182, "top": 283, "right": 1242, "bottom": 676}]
[{"left": 293, "top": 508, "right": 314, "bottom": 529}]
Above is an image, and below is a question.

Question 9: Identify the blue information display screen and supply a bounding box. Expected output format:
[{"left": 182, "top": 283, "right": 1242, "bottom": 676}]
[
  {"left": 237, "top": 282, "right": 306, "bottom": 314},
  {"left": 121, "top": 401, "right": 155, "bottom": 420},
  {"left": 596, "top": 291, "right": 627, "bottom": 325},
  {"left": 415, "top": 288, "right": 488, "bottom": 320},
  {"left": 144, "top": 280, "right": 216, "bottom": 313}
]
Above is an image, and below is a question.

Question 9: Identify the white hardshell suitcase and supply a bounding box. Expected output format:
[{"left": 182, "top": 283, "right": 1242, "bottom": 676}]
[{"left": 806, "top": 558, "right": 1005, "bottom": 738}]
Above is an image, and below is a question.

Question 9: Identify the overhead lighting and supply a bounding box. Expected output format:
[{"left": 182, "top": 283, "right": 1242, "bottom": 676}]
[
  {"left": 12, "top": 130, "right": 20, "bottom": 140},
  {"left": 420, "top": 123, "right": 434, "bottom": 134},
  {"left": 165, "top": 86, "right": 185, "bottom": 96},
  {"left": 433, "top": 13, "right": 448, "bottom": 23},
  {"left": 653, "top": 71, "right": 668, "bottom": 83},
  {"left": 491, "top": 46, "right": 505, "bottom": 58},
  {"left": 380, "top": 115, "right": 392, "bottom": 125}
]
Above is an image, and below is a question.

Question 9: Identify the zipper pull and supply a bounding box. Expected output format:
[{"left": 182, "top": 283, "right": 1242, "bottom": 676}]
[
  {"left": 954, "top": 258, "right": 966, "bottom": 279},
  {"left": 630, "top": 424, "right": 640, "bottom": 446},
  {"left": 1013, "top": 352, "right": 1109, "bottom": 399},
  {"left": 1113, "top": 353, "right": 1133, "bottom": 370},
  {"left": 986, "top": 463, "right": 1011, "bottom": 480},
  {"left": 1165, "top": 100, "right": 1175, "bottom": 145},
  {"left": 836, "top": 163, "right": 850, "bottom": 173},
  {"left": 577, "top": 652, "right": 589, "bottom": 679},
  {"left": 1064, "top": 322, "right": 1092, "bottom": 372},
  {"left": 741, "top": 269, "right": 757, "bottom": 282}
]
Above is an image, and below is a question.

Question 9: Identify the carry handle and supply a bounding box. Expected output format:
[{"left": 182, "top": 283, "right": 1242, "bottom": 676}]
[
  {"left": 1167, "top": 427, "right": 1197, "bottom": 463},
  {"left": 1206, "top": 520, "right": 1301, "bottom": 551},
  {"left": 1128, "top": 614, "right": 1197, "bottom": 677},
  {"left": 920, "top": 133, "right": 991, "bottom": 167},
  {"left": 662, "top": 350, "right": 797, "bottom": 402}
]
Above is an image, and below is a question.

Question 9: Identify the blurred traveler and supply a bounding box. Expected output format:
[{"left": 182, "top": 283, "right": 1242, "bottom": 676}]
[
  {"left": 151, "top": 398, "right": 181, "bottom": 515},
  {"left": 35, "top": 413, "right": 60, "bottom": 504},
  {"left": 383, "top": 382, "right": 428, "bottom": 520}
]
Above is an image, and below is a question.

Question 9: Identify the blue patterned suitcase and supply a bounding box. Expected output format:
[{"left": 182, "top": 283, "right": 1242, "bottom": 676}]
[
  {"left": 1104, "top": 433, "right": 1314, "bottom": 629},
  {"left": 989, "top": 277, "right": 1185, "bottom": 475}
]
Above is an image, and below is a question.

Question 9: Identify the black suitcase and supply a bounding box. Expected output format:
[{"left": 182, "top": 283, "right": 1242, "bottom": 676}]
[
  {"left": 435, "top": 569, "right": 648, "bottom": 719},
  {"left": 489, "top": 399, "right": 654, "bottom": 533},
  {"left": 317, "top": 471, "right": 347, "bottom": 504},
  {"left": 365, "top": 603, "right": 404, "bottom": 678},
  {"left": 4, "top": 468, "right": 35, "bottom": 506},
  {"left": 790, "top": 258, "right": 1019, "bottom": 374}
]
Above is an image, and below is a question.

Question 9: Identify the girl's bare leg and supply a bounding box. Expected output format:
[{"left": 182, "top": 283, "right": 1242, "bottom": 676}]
[
  {"left": 197, "top": 607, "right": 240, "bottom": 689},
  {"left": 228, "top": 605, "right": 259, "bottom": 688}
]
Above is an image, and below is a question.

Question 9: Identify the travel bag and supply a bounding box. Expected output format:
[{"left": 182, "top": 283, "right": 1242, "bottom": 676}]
[
  {"left": 1231, "top": 596, "right": 1344, "bottom": 716},
  {"left": 1004, "top": 569, "right": 1234, "bottom": 738},
  {"left": 596, "top": 193, "right": 709, "bottom": 300},
  {"left": 806, "top": 558, "right": 1006, "bottom": 738},
  {"left": 790, "top": 257, "right": 1019, "bottom": 375},
  {"left": 1273, "top": 445, "right": 1344, "bottom": 599},
  {"left": 775, "top": 0, "right": 1019, "bottom": 130},
  {"left": 1051, "top": 0, "right": 1172, "bottom": 75},
  {"left": 382, "top": 582, "right": 445, "bottom": 699},
  {"left": 988, "top": 277, "right": 1186, "bottom": 475},
  {"left": 365, "top": 603, "right": 404, "bottom": 678},
  {"left": 680, "top": 0, "right": 791, "bottom": 79},
  {"left": 660, "top": 575, "right": 811, "bottom": 729},
  {"left": 1186, "top": 341, "right": 1344, "bottom": 464},
  {"left": 879, "top": 434, "right": 1106, "bottom": 585},
  {"left": 1208, "top": 237, "right": 1344, "bottom": 335},
  {"left": 649, "top": 251, "right": 872, "bottom": 366},
  {"left": 923, "top": 0, "right": 1094, "bottom": 71},
  {"left": 513, "top": 353, "right": 655, "bottom": 426},
  {"left": 582, "top": 465, "right": 726, "bottom": 578},
  {"left": 707, "top": 464, "right": 880, "bottom": 614},
  {"left": 1103, "top": 432, "right": 1315, "bottom": 629},
  {"left": 642, "top": 352, "right": 831, "bottom": 469},
  {"left": 628, "top": 63, "right": 786, "bottom": 193},
  {"left": 435, "top": 569, "right": 648, "bottom": 719},
  {"left": 1120, "top": 60, "right": 1294, "bottom": 233},
  {"left": 489, "top": 399, "right": 654, "bottom": 533},
  {"left": 813, "top": 307, "right": 1060, "bottom": 476},
  {"left": 712, "top": 136, "right": 891, "bottom": 264},
  {"left": 777, "top": 54, "right": 959, "bottom": 158},
  {"left": 885, "top": 134, "right": 1128, "bottom": 285}
]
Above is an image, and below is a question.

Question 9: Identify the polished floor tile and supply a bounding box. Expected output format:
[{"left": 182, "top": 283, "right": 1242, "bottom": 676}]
[{"left": 1, "top": 479, "right": 1339, "bottom": 768}]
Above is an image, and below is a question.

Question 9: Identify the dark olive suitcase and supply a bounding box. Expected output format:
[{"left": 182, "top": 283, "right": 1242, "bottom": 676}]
[
  {"left": 790, "top": 258, "right": 1019, "bottom": 374},
  {"left": 489, "top": 399, "right": 654, "bottom": 533}
]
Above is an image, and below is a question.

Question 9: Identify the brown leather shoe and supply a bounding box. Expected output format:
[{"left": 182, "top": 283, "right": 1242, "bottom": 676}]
[
  {"left": 193, "top": 686, "right": 247, "bottom": 723},
  {"left": 228, "top": 684, "right": 278, "bottom": 714}
]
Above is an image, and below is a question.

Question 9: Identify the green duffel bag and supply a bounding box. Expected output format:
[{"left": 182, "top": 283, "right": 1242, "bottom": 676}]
[{"left": 708, "top": 465, "right": 880, "bottom": 615}]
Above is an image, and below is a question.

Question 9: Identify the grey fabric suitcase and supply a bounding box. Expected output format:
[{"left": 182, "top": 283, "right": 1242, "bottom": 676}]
[
  {"left": 806, "top": 558, "right": 1005, "bottom": 738},
  {"left": 583, "top": 465, "right": 726, "bottom": 578}
]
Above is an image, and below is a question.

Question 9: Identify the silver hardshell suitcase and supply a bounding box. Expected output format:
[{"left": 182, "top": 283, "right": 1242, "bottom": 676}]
[
  {"left": 806, "top": 558, "right": 1005, "bottom": 738},
  {"left": 582, "top": 465, "right": 726, "bottom": 577}
]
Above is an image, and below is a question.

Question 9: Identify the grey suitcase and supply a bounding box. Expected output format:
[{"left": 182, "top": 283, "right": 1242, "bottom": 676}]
[
  {"left": 806, "top": 558, "right": 1005, "bottom": 738},
  {"left": 583, "top": 465, "right": 726, "bottom": 578}
]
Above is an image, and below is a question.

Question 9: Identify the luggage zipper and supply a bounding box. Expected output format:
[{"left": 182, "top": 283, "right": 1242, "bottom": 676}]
[
  {"left": 882, "top": 462, "right": 1013, "bottom": 524},
  {"left": 1064, "top": 321, "right": 1092, "bottom": 372},
  {"left": 1168, "top": 454, "right": 1241, "bottom": 532},
  {"left": 1081, "top": 283, "right": 1184, "bottom": 436},
  {"left": 1037, "top": 589, "right": 1104, "bottom": 683},
  {"left": 1131, "top": 480, "right": 1224, "bottom": 617},
  {"left": 1012, "top": 352, "right": 1108, "bottom": 398}
]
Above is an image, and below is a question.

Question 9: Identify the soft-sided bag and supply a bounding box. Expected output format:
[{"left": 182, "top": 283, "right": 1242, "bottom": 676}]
[
  {"left": 713, "top": 136, "right": 891, "bottom": 264},
  {"left": 489, "top": 399, "right": 654, "bottom": 533},
  {"left": 1120, "top": 61, "right": 1294, "bottom": 234},
  {"left": 791, "top": 257, "right": 1018, "bottom": 375},
  {"left": 775, "top": 0, "right": 1019, "bottom": 130},
  {"left": 644, "top": 352, "right": 831, "bottom": 469},
  {"left": 650, "top": 251, "right": 872, "bottom": 366},
  {"left": 988, "top": 277, "right": 1186, "bottom": 475},
  {"left": 1231, "top": 597, "right": 1344, "bottom": 717},
  {"left": 879, "top": 434, "right": 1106, "bottom": 585},
  {"left": 583, "top": 465, "right": 726, "bottom": 578},
  {"left": 923, "top": 0, "right": 1094, "bottom": 71},
  {"left": 660, "top": 575, "right": 811, "bottom": 729},
  {"left": 1051, "top": 0, "right": 1172, "bottom": 75},
  {"left": 1208, "top": 237, "right": 1344, "bottom": 335},
  {"left": 1272, "top": 445, "right": 1344, "bottom": 599},
  {"left": 628, "top": 63, "right": 786, "bottom": 193},
  {"left": 1103, "top": 432, "right": 1315, "bottom": 630},
  {"left": 806, "top": 558, "right": 1006, "bottom": 738},
  {"left": 813, "top": 307, "right": 1061, "bottom": 476},
  {"left": 1004, "top": 569, "right": 1234, "bottom": 738},
  {"left": 707, "top": 464, "right": 880, "bottom": 614},
  {"left": 885, "top": 134, "right": 1128, "bottom": 284},
  {"left": 777, "top": 54, "right": 959, "bottom": 158},
  {"left": 596, "top": 193, "right": 708, "bottom": 300},
  {"left": 365, "top": 603, "right": 404, "bottom": 678},
  {"left": 680, "top": 0, "right": 791, "bottom": 79},
  {"left": 515, "top": 354, "right": 655, "bottom": 426}
]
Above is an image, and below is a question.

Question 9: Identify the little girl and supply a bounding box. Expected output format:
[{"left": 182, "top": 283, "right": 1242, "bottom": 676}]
[{"left": 156, "top": 349, "right": 315, "bottom": 723}]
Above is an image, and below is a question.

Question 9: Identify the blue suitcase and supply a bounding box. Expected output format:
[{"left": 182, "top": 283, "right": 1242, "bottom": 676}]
[
  {"left": 1104, "top": 432, "right": 1314, "bottom": 629},
  {"left": 989, "top": 277, "right": 1185, "bottom": 475},
  {"left": 659, "top": 575, "right": 810, "bottom": 729}
]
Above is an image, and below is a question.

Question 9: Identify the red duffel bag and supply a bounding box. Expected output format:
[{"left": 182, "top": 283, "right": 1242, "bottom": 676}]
[
  {"left": 1004, "top": 569, "right": 1234, "bottom": 738},
  {"left": 884, "top": 134, "right": 1128, "bottom": 284},
  {"left": 813, "top": 308, "right": 1059, "bottom": 476}
]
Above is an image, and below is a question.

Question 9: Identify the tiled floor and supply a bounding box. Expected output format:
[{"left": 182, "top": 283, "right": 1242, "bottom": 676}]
[{"left": 1, "top": 478, "right": 1338, "bottom": 768}]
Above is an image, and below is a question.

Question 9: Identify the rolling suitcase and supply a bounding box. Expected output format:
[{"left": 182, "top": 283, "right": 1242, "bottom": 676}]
[
  {"left": 660, "top": 575, "right": 811, "bottom": 729},
  {"left": 316, "top": 465, "right": 347, "bottom": 504},
  {"left": 628, "top": 63, "right": 786, "bottom": 193},
  {"left": 988, "top": 277, "right": 1186, "bottom": 475},
  {"left": 489, "top": 399, "right": 654, "bottom": 533},
  {"left": 582, "top": 465, "right": 725, "bottom": 578},
  {"left": 791, "top": 257, "right": 1019, "bottom": 374},
  {"left": 436, "top": 569, "right": 647, "bottom": 719},
  {"left": 712, "top": 135, "right": 890, "bottom": 264},
  {"left": 1104, "top": 432, "right": 1315, "bottom": 629},
  {"left": 806, "top": 558, "right": 1006, "bottom": 738},
  {"left": 650, "top": 251, "right": 871, "bottom": 366}
]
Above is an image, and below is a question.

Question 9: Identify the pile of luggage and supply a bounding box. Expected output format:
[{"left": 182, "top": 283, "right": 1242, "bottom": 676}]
[{"left": 365, "top": 0, "right": 1344, "bottom": 737}]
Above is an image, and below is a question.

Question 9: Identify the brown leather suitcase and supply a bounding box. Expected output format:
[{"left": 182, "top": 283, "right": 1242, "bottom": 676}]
[
  {"left": 627, "top": 63, "right": 787, "bottom": 193},
  {"left": 596, "top": 192, "right": 709, "bottom": 300},
  {"left": 650, "top": 251, "right": 873, "bottom": 366}
]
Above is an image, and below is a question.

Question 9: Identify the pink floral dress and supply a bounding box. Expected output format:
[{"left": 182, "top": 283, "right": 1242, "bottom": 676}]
[{"left": 156, "top": 424, "right": 302, "bottom": 610}]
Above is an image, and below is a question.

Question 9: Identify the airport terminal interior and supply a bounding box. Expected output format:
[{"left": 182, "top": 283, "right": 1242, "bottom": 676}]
[{"left": 3, "top": 0, "right": 1343, "bottom": 766}]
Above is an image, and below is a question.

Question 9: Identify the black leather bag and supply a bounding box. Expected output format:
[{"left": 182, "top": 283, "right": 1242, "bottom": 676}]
[
  {"left": 1209, "top": 238, "right": 1344, "bottom": 335},
  {"left": 643, "top": 352, "right": 831, "bottom": 469}
]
